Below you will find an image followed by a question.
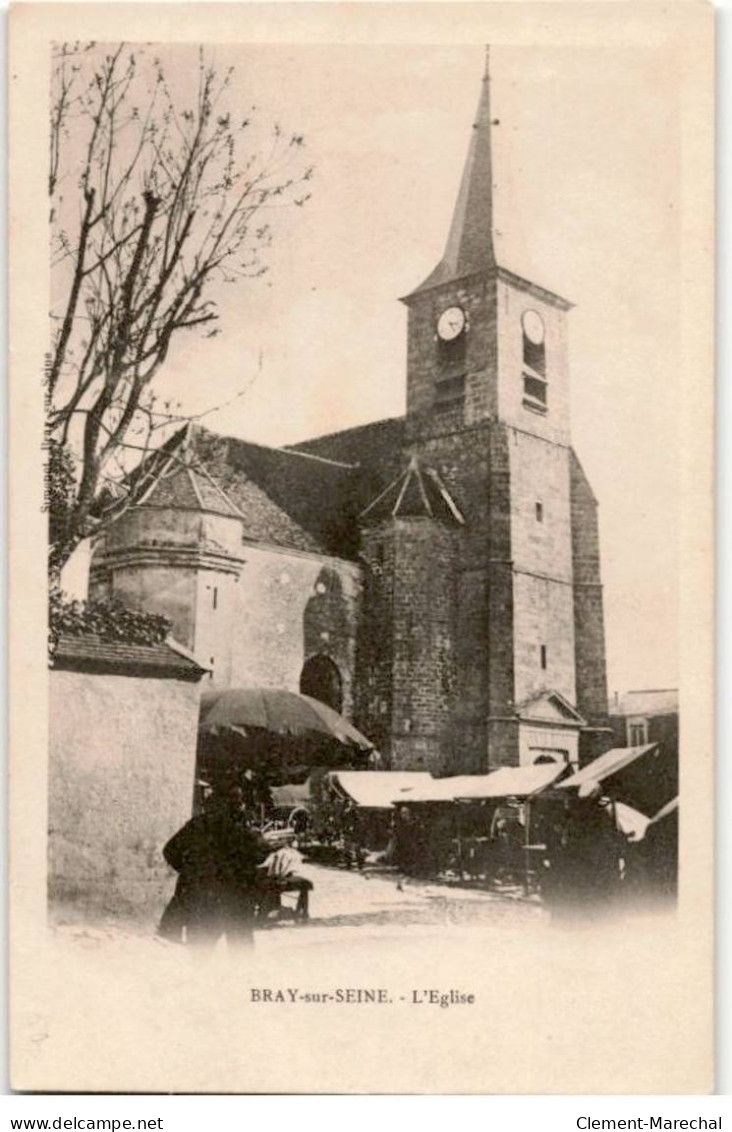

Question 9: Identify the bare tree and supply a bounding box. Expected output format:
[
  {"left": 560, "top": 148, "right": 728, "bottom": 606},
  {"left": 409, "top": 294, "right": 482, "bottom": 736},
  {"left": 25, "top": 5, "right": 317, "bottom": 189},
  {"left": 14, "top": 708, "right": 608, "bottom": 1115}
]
[{"left": 48, "top": 43, "right": 312, "bottom": 574}]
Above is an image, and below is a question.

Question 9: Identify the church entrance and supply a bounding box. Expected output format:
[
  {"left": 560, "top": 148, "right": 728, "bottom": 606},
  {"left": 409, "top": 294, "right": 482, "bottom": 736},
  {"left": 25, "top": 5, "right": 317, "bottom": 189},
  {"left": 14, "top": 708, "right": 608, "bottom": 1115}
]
[{"left": 300, "top": 654, "right": 343, "bottom": 714}]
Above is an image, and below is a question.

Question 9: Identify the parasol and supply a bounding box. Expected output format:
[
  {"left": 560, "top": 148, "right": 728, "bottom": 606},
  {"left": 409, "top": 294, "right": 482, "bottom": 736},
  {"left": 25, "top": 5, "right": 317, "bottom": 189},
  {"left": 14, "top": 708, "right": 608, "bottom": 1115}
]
[{"left": 199, "top": 687, "right": 375, "bottom": 751}]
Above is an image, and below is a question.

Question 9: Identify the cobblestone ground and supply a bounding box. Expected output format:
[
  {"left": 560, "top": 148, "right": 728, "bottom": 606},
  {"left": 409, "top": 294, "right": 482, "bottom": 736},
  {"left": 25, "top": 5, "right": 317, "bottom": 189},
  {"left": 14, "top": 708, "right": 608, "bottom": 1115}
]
[
  {"left": 256, "top": 862, "right": 546, "bottom": 947},
  {"left": 50, "top": 861, "right": 547, "bottom": 955}
]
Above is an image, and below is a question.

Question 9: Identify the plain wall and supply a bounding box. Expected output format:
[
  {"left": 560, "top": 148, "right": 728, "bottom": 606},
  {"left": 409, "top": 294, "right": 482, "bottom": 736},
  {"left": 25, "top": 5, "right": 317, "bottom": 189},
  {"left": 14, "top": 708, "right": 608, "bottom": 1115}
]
[{"left": 48, "top": 668, "right": 202, "bottom": 921}]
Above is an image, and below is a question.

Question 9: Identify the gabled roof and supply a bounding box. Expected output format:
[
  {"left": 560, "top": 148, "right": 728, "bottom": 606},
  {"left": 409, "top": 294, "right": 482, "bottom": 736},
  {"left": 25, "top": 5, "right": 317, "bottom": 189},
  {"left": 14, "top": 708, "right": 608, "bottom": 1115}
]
[
  {"left": 515, "top": 690, "right": 586, "bottom": 728},
  {"left": 359, "top": 455, "right": 465, "bottom": 526},
  {"left": 217, "top": 432, "right": 359, "bottom": 556}
]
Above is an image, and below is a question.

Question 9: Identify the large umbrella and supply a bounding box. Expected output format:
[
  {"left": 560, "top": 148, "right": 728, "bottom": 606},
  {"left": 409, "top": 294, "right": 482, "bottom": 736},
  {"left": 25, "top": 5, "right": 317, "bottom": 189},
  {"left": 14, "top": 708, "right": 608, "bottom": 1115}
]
[{"left": 199, "top": 687, "right": 375, "bottom": 751}]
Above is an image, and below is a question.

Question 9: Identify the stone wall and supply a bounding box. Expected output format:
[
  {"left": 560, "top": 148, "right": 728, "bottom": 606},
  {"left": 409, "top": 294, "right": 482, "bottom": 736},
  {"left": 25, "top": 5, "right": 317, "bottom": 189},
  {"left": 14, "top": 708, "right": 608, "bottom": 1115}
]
[
  {"left": 225, "top": 544, "right": 361, "bottom": 717},
  {"left": 570, "top": 451, "right": 609, "bottom": 724},
  {"left": 518, "top": 724, "right": 579, "bottom": 767},
  {"left": 92, "top": 509, "right": 362, "bottom": 719},
  {"left": 358, "top": 517, "right": 459, "bottom": 773},
  {"left": 404, "top": 276, "right": 498, "bottom": 442},
  {"left": 390, "top": 518, "right": 458, "bottom": 773},
  {"left": 48, "top": 669, "right": 201, "bottom": 921},
  {"left": 495, "top": 275, "right": 571, "bottom": 447}
]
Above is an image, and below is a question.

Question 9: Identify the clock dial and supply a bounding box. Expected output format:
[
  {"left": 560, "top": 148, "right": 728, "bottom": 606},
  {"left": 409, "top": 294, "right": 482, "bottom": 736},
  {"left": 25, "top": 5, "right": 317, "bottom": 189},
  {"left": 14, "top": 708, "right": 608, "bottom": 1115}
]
[
  {"left": 522, "top": 309, "right": 545, "bottom": 345},
  {"left": 437, "top": 306, "right": 466, "bottom": 342}
]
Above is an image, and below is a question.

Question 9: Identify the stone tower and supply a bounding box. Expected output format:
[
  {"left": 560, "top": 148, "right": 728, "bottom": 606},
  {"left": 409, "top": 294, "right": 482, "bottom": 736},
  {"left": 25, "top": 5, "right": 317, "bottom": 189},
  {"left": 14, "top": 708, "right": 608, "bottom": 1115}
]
[{"left": 386, "top": 50, "right": 610, "bottom": 770}]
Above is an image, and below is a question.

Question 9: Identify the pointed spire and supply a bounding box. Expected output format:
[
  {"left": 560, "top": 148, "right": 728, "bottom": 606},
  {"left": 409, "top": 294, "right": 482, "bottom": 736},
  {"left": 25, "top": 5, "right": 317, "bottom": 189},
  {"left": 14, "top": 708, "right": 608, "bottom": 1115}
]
[{"left": 406, "top": 47, "right": 497, "bottom": 299}]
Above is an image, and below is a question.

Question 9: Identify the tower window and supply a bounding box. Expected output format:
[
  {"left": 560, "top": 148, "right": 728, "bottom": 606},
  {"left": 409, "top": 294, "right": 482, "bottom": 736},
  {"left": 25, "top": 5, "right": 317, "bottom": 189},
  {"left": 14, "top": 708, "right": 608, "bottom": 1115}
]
[
  {"left": 522, "top": 310, "right": 546, "bottom": 375},
  {"left": 540, "top": 645, "right": 547, "bottom": 670},
  {"left": 212, "top": 586, "right": 218, "bottom": 610},
  {"left": 522, "top": 310, "right": 548, "bottom": 413},
  {"left": 438, "top": 327, "right": 467, "bottom": 368},
  {"left": 523, "top": 373, "right": 547, "bottom": 410},
  {"left": 535, "top": 501, "right": 543, "bottom": 523},
  {"left": 434, "top": 373, "right": 466, "bottom": 411},
  {"left": 523, "top": 337, "right": 546, "bottom": 375}
]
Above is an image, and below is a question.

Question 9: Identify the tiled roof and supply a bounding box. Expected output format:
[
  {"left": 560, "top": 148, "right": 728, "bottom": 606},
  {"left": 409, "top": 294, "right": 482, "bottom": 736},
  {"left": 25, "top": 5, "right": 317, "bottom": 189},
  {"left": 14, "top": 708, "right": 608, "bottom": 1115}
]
[
  {"left": 291, "top": 418, "right": 408, "bottom": 521},
  {"left": 291, "top": 417, "right": 406, "bottom": 472},
  {"left": 111, "top": 416, "right": 411, "bottom": 560},
  {"left": 216, "top": 433, "right": 359, "bottom": 556},
  {"left": 135, "top": 436, "right": 242, "bottom": 521},
  {"left": 52, "top": 634, "right": 209, "bottom": 681}
]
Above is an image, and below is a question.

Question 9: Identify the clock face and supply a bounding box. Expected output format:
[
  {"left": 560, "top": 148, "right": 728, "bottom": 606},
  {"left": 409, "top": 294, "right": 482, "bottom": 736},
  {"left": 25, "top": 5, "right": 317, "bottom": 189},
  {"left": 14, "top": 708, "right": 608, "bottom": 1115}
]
[
  {"left": 522, "top": 309, "right": 545, "bottom": 345},
  {"left": 437, "top": 306, "right": 466, "bottom": 342}
]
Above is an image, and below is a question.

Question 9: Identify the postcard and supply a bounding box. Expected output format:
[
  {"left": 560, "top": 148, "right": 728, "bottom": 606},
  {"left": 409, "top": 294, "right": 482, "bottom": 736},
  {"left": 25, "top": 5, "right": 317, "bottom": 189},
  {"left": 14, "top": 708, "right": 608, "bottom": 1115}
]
[{"left": 9, "top": 1, "right": 715, "bottom": 1093}]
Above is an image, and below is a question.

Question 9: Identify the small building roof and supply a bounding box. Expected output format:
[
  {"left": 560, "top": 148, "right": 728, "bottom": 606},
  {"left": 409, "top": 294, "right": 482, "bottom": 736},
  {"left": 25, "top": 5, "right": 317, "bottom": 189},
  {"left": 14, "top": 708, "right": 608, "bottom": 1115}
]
[
  {"left": 612, "top": 689, "right": 679, "bottom": 718},
  {"left": 51, "top": 633, "right": 210, "bottom": 682},
  {"left": 515, "top": 690, "right": 586, "bottom": 728}
]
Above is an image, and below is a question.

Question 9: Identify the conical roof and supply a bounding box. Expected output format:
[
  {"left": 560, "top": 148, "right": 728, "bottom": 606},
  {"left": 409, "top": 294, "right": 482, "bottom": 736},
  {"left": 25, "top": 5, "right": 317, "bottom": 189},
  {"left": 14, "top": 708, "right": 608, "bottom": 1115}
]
[
  {"left": 359, "top": 455, "right": 465, "bottom": 526},
  {"left": 406, "top": 49, "right": 496, "bottom": 298}
]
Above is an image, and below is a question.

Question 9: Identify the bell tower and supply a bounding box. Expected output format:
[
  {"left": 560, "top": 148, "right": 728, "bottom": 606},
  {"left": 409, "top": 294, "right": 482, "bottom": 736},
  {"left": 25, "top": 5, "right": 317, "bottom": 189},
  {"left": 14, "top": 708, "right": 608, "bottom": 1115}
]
[
  {"left": 395, "top": 49, "right": 609, "bottom": 770},
  {"left": 402, "top": 50, "right": 573, "bottom": 448}
]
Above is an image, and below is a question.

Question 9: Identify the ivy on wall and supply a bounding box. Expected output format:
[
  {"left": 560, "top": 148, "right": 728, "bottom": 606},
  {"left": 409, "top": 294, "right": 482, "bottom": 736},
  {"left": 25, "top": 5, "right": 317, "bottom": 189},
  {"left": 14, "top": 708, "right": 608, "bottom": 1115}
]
[{"left": 49, "top": 587, "right": 172, "bottom": 661}]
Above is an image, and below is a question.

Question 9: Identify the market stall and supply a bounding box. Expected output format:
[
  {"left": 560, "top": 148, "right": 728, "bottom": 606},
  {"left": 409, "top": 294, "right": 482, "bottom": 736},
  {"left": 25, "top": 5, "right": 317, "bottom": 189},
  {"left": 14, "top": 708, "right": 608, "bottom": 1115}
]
[{"left": 396, "top": 762, "right": 568, "bottom": 887}]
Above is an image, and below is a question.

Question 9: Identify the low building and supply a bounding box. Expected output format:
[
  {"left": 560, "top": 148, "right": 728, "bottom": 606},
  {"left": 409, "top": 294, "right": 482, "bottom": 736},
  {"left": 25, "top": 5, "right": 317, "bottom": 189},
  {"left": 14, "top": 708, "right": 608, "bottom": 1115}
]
[{"left": 609, "top": 689, "right": 679, "bottom": 758}]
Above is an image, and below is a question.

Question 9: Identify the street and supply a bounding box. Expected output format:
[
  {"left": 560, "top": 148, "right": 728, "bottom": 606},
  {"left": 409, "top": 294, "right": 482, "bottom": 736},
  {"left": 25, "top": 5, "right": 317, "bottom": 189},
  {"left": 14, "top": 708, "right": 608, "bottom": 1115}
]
[{"left": 258, "top": 862, "right": 545, "bottom": 945}]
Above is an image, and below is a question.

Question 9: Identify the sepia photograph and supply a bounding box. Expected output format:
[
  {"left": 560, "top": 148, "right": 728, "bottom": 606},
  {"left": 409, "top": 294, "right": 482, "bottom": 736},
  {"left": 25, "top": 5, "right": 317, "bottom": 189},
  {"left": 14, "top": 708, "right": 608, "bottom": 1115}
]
[{"left": 9, "top": 2, "right": 714, "bottom": 1095}]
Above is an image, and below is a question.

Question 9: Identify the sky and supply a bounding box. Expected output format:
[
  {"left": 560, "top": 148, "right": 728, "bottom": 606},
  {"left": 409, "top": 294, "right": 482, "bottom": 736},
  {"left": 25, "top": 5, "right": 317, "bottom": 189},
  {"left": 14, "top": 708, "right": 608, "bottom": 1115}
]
[{"left": 115, "top": 42, "right": 681, "bottom": 698}]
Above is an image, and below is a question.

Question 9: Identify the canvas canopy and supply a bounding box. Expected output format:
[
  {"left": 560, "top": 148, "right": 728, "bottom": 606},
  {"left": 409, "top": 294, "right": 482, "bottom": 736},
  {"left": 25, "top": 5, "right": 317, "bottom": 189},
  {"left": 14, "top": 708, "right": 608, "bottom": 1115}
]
[
  {"left": 327, "top": 771, "right": 433, "bottom": 809},
  {"left": 270, "top": 781, "right": 312, "bottom": 809},
  {"left": 557, "top": 744, "right": 658, "bottom": 789},
  {"left": 556, "top": 743, "right": 675, "bottom": 816},
  {"left": 400, "top": 762, "right": 566, "bottom": 804}
]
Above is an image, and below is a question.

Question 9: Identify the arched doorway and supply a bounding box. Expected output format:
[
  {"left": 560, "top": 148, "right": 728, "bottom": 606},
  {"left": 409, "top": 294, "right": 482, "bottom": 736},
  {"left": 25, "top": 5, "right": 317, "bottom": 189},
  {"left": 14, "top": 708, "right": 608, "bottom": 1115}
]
[{"left": 300, "top": 654, "right": 343, "bottom": 713}]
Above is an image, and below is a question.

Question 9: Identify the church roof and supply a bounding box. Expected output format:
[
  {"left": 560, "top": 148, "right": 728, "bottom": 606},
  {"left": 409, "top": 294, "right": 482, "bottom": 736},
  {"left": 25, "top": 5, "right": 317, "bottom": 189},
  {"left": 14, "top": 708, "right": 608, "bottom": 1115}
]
[
  {"left": 211, "top": 432, "right": 360, "bottom": 556},
  {"left": 359, "top": 454, "right": 465, "bottom": 526},
  {"left": 130, "top": 423, "right": 362, "bottom": 557},
  {"left": 136, "top": 442, "right": 244, "bottom": 521}
]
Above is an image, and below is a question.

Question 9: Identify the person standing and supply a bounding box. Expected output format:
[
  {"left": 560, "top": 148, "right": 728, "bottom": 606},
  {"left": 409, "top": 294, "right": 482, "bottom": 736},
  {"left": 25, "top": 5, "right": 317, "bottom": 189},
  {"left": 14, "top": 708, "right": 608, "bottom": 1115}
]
[
  {"left": 160, "top": 781, "right": 269, "bottom": 949},
  {"left": 542, "top": 780, "right": 623, "bottom": 920}
]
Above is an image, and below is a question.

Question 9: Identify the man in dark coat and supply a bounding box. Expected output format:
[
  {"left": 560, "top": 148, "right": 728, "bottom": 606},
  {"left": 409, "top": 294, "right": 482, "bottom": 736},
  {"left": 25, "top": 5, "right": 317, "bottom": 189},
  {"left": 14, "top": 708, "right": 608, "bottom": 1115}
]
[
  {"left": 160, "top": 783, "right": 269, "bottom": 949},
  {"left": 542, "top": 781, "right": 624, "bottom": 920}
]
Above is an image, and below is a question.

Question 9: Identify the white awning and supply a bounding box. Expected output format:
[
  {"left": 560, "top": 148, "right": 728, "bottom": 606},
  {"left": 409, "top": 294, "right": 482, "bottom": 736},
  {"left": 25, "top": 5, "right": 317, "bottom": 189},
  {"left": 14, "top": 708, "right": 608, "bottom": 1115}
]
[
  {"left": 557, "top": 745, "right": 659, "bottom": 789},
  {"left": 328, "top": 771, "right": 434, "bottom": 809},
  {"left": 400, "top": 762, "right": 566, "bottom": 803}
]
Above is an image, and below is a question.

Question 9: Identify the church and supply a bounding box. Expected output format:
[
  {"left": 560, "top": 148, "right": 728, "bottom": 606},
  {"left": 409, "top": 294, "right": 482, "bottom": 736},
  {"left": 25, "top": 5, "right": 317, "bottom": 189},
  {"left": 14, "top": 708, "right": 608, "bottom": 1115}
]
[{"left": 88, "top": 56, "right": 611, "bottom": 775}]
